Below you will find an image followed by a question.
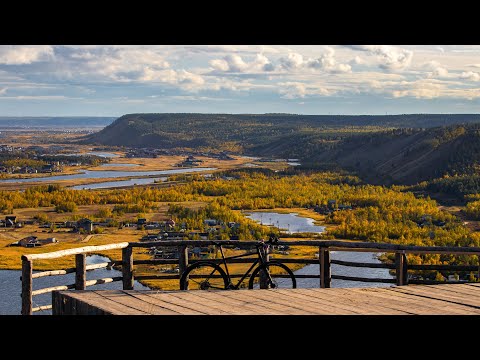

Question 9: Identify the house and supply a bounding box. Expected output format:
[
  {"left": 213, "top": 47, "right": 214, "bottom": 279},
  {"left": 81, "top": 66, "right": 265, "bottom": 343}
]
[
  {"left": 18, "top": 236, "right": 40, "bottom": 248},
  {"left": 38, "top": 237, "right": 57, "bottom": 245},
  {"left": 142, "top": 234, "right": 159, "bottom": 241},
  {"left": 76, "top": 218, "right": 93, "bottom": 232},
  {"left": 204, "top": 219, "right": 218, "bottom": 226},
  {"left": 162, "top": 231, "right": 188, "bottom": 240},
  {"left": 5, "top": 216, "right": 16, "bottom": 227}
]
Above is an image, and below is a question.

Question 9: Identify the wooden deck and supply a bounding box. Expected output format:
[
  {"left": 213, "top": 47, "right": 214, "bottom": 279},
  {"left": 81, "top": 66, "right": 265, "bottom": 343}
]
[{"left": 53, "top": 284, "right": 480, "bottom": 315}]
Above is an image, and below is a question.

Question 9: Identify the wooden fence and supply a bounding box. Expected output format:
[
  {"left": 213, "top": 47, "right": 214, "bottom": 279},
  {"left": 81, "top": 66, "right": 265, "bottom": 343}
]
[{"left": 21, "top": 240, "right": 480, "bottom": 315}]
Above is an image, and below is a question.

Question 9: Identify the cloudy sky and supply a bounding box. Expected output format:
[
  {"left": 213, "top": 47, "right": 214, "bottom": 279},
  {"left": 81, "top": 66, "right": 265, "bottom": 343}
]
[{"left": 1, "top": 45, "right": 480, "bottom": 116}]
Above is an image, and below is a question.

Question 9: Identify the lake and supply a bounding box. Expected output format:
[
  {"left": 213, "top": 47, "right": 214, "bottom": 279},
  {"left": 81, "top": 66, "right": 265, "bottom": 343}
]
[
  {"left": 101, "top": 163, "right": 139, "bottom": 167},
  {"left": 70, "top": 177, "right": 168, "bottom": 190},
  {"left": 0, "top": 167, "right": 216, "bottom": 184},
  {"left": 0, "top": 255, "right": 149, "bottom": 315},
  {"left": 86, "top": 152, "right": 119, "bottom": 158},
  {"left": 245, "top": 211, "right": 393, "bottom": 288},
  {"left": 245, "top": 211, "right": 325, "bottom": 234}
]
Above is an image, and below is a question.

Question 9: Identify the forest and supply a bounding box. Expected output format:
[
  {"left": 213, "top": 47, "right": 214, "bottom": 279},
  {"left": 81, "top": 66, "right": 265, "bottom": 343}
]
[{"left": 1, "top": 170, "right": 479, "bottom": 275}]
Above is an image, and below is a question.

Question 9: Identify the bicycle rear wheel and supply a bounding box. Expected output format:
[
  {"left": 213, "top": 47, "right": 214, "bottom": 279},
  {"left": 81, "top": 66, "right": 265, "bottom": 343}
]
[
  {"left": 179, "top": 262, "right": 229, "bottom": 290},
  {"left": 248, "top": 262, "right": 296, "bottom": 289}
]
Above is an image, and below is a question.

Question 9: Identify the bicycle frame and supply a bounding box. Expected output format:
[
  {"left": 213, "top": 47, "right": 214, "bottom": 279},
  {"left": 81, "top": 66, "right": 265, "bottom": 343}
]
[{"left": 215, "top": 244, "right": 269, "bottom": 289}]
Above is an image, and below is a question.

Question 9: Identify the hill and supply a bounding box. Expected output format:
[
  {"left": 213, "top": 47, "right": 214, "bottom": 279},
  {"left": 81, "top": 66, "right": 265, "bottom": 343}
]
[
  {"left": 84, "top": 113, "right": 480, "bottom": 185},
  {"left": 85, "top": 113, "right": 480, "bottom": 150}
]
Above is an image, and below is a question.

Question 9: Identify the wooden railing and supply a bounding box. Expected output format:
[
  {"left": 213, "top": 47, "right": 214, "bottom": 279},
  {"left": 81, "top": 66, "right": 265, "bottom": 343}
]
[
  {"left": 21, "top": 242, "right": 129, "bottom": 315},
  {"left": 21, "top": 240, "right": 480, "bottom": 315}
]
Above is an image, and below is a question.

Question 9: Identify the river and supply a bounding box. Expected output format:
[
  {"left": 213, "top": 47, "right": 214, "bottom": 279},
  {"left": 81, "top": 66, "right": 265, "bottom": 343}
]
[
  {"left": 0, "top": 255, "right": 149, "bottom": 315},
  {"left": 245, "top": 211, "right": 393, "bottom": 288},
  {"left": 0, "top": 167, "right": 216, "bottom": 184}
]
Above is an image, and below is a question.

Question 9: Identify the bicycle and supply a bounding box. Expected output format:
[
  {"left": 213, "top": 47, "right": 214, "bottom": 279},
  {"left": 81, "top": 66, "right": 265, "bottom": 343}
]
[{"left": 179, "top": 235, "right": 296, "bottom": 290}]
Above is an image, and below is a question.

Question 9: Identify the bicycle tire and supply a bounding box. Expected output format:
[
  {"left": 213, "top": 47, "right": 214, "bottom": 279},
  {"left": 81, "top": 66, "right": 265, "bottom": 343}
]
[
  {"left": 179, "top": 262, "right": 229, "bottom": 290},
  {"left": 248, "top": 261, "right": 297, "bottom": 289}
]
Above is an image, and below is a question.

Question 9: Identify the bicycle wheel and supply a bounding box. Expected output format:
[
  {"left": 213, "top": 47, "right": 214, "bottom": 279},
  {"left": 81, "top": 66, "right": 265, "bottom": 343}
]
[
  {"left": 248, "top": 262, "right": 296, "bottom": 289},
  {"left": 179, "top": 262, "right": 229, "bottom": 290}
]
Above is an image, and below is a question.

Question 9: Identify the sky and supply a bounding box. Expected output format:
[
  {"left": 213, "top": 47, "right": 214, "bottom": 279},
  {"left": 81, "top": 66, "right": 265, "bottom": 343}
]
[{"left": 0, "top": 45, "right": 480, "bottom": 116}]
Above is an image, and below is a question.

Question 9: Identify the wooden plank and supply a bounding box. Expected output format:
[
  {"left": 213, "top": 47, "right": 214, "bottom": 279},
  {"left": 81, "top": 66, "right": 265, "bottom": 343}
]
[
  {"left": 466, "top": 283, "right": 480, "bottom": 288},
  {"left": 58, "top": 291, "right": 147, "bottom": 315},
  {"left": 395, "top": 285, "right": 480, "bottom": 308},
  {"left": 331, "top": 259, "right": 394, "bottom": 269},
  {"left": 218, "top": 290, "right": 313, "bottom": 315},
  {"left": 297, "top": 288, "right": 410, "bottom": 315},
  {"left": 32, "top": 284, "right": 74, "bottom": 296},
  {"left": 146, "top": 291, "right": 231, "bottom": 315},
  {"left": 83, "top": 291, "right": 149, "bottom": 315},
  {"left": 267, "top": 289, "right": 362, "bottom": 315},
  {"left": 244, "top": 289, "right": 347, "bottom": 315},
  {"left": 291, "top": 288, "right": 393, "bottom": 315},
  {"left": 32, "top": 268, "right": 74, "bottom": 279},
  {"left": 122, "top": 291, "right": 205, "bottom": 315},
  {"left": 389, "top": 286, "right": 480, "bottom": 313},
  {"left": 171, "top": 291, "right": 262, "bottom": 315},
  {"left": 122, "top": 246, "right": 134, "bottom": 290},
  {"left": 430, "top": 283, "right": 480, "bottom": 295},
  {"left": 395, "top": 253, "right": 404, "bottom": 286},
  {"left": 220, "top": 289, "right": 323, "bottom": 315},
  {"left": 400, "top": 284, "right": 480, "bottom": 299},
  {"left": 348, "top": 288, "right": 477, "bottom": 315},
  {"left": 75, "top": 254, "right": 86, "bottom": 290},
  {"left": 32, "top": 304, "right": 53, "bottom": 313},
  {"left": 21, "top": 259, "right": 32, "bottom": 315},
  {"left": 23, "top": 242, "right": 129, "bottom": 260},
  {"left": 96, "top": 290, "right": 179, "bottom": 315},
  {"left": 264, "top": 289, "right": 365, "bottom": 315},
  {"left": 158, "top": 291, "right": 260, "bottom": 315},
  {"left": 85, "top": 277, "right": 122, "bottom": 287},
  {"left": 178, "top": 245, "right": 189, "bottom": 290},
  {"left": 369, "top": 287, "right": 480, "bottom": 315},
  {"left": 179, "top": 290, "right": 281, "bottom": 315}
]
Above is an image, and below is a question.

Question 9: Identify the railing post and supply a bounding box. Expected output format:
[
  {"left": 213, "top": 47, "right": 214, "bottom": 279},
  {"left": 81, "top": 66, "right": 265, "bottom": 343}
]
[
  {"left": 259, "top": 245, "right": 270, "bottom": 289},
  {"left": 395, "top": 252, "right": 405, "bottom": 286},
  {"left": 122, "top": 246, "right": 134, "bottom": 290},
  {"left": 402, "top": 253, "right": 408, "bottom": 285},
  {"left": 75, "top": 254, "right": 86, "bottom": 290},
  {"left": 178, "top": 245, "right": 189, "bottom": 290},
  {"left": 21, "top": 258, "right": 33, "bottom": 315},
  {"left": 320, "top": 247, "right": 331, "bottom": 288}
]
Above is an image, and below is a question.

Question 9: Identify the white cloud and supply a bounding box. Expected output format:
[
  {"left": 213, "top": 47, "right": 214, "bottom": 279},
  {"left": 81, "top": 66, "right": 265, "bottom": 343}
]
[
  {"left": 351, "top": 56, "right": 365, "bottom": 65},
  {"left": 279, "top": 48, "right": 351, "bottom": 73},
  {"left": 346, "top": 45, "right": 413, "bottom": 70},
  {"left": 0, "top": 46, "right": 54, "bottom": 65},
  {"left": 0, "top": 88, "right": 6, "bottom": 95},
  {"left": 279, "top": 52, "right": 305, "bottom": 70},
  {"left": 209, "top": 53, "right": 274, "bottom": 73},
  {"left": 424, "top": 61, "right": 448, "bottom": 78},
  {"left": 461, "top": 71, "right": 480, "bottom": 81},
  {"left": 278, "top": 81, "right": 331, "bottom": 99}
]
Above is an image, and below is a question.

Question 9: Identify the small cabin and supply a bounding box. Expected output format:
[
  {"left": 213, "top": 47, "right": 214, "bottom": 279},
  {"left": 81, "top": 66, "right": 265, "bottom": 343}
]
[
  {"left": 5, "top": 215, "right": 16, "bottom": 227},
  {"left": 18, "top": 236, "right": 40, "bottom": 248},
  {"left": 204, "top": 219, "right": 218, "bottom": 226},
  {"left": 77, "top": 218, "right": 93, "bottom": 233}
]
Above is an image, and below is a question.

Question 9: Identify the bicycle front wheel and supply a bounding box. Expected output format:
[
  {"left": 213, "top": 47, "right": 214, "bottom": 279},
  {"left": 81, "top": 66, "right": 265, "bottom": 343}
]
[
  {"left": 179, "top": 262, "right": 229, "bottom": 290},
  {"left": 248, "top": 262, "right": 296, "bottom": 289}
]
